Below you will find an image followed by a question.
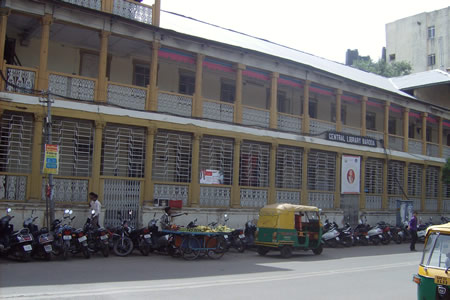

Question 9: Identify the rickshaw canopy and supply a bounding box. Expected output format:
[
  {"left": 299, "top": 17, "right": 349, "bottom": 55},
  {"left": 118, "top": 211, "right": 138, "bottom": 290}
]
[
  {"left": 257, "top": 203, "right": 320, "bottom": 229},
  {"left": 426, "top": 222, "right": 450, "bottom": 235}
]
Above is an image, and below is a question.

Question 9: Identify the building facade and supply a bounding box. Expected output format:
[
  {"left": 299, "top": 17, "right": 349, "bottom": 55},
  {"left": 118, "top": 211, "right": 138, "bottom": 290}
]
[
  {"left": 386, "top": 6, "right": 450, "bottom": 73},
  {"left": 0, "top": 0, "right": 449, "bottom": 228}
]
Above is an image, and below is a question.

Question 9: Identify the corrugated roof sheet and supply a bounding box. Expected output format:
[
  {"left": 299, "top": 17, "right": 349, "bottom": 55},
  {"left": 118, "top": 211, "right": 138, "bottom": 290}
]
[
  {"left": 390, "top": 69, "right": 450, "bottom": 90},
  {"left": 160, "top": 10, "right": 415, "bottom": 100}
]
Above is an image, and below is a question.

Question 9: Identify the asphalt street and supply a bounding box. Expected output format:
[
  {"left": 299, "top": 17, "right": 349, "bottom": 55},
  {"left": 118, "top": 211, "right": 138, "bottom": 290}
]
[{"left": 0, "top": 243, "right": 422, "bottom": 300}]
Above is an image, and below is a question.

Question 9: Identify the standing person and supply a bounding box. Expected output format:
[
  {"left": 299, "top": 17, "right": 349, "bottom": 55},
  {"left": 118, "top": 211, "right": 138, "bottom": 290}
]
[
  {"left": 408, "top": 211, "right": 418, "bottom": 251},
  {"left": 89, "top": 192, "right": 101, "bottom": 229},
  {"left": 160, "top": 206, "right": 187, "bottom": 230}
]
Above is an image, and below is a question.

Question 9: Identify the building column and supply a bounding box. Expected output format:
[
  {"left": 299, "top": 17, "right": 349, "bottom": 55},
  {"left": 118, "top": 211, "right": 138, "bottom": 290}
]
[
  {"left": 152, "top": 0, "right": 161, "bottom": 27},
  {"left": 422, "top": 112, "right": 428, "bottom": 155},
  {"left": 269, "top": 72, "right": 279, "bottom": 129},
  {"left": 90, "top": 121, "right": 105, "bottom": 197},
  {"left": 37, "top": 14, "right": 53, "bottom": 91},
  {"left": 335, "top": 89, "right": 342, "bottom": 132},
  {"left": 403, "top": 108, "right": 409, "bottom": 152},
  {"left": 234, "top": 64, "right": 245, "bottom": 124},
  {"left": 101, "top": 0, "right": 113, "bottom": 13},
  {"left": 361, "top": 96, "right": 367, "bottom": 136},
  {"left": 144, "top": 125, "right": 156, "bottom": 205},
  {"left": 404, "top": 162, "right": 409, "bottom": 200},
  {"left": 360, "top": 156, "right": 367, "bottom": 210},
  {"left": 189, "top": 133, "right": 201, "bottom": 207},
  {"left": 421, "top": 165, "right": 427, "bottom": 212},
  {"left": 29, "top": 113, "right": 45, "bottom": 201},
  {"left": 97, "top": 31, "right": 110, "bottom": 102},
  {"left": 439, "top": 117, "right": 443, "bottom": 158},
  {"left": 148, "top": 41, "right": 160, "bottom": 111},
  {"left": 0, "top": 9, "right": 10, "bottom": 91},
  {"left": 384, "top": 101, "right": 390, "bottom": 148},
  {"left": 301, "top": 147, "right": 309, "bottom": 205},
  {"left": 268, "top": 143, "right": 277, "bottom": 204},
  {"left": 438, "top": 167, "right": 444, "bottom": 212},
  {"left": 382, "top": 158, "right": 388, "bottom": 210},
  {"left": 335, "top": 152, "right": 342, "bottom": 209},
  {"left": 302, "top": 80, "right": 310, "bottom": 134},
  {"left": 193, "top": 54, "right": 204, "bottom": 117},
  {"left": 231, "top": 138, "right": 242, "bottom": 207}
]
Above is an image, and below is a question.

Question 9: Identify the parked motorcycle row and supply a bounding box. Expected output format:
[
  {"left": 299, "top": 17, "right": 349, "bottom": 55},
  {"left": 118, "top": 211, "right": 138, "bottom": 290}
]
[{"left": 0, "top": 208, "right": 258, "bottom": 262}]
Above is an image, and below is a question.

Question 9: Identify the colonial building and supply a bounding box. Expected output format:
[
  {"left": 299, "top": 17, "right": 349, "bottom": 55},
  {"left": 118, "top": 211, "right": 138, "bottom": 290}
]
[{"left": 0, "top": 0, "right": 448, "bottom": 228}]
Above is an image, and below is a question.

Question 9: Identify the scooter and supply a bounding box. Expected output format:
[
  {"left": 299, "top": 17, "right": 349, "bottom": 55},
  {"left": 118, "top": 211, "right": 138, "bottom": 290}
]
[
  {"left": 51, "top": 209, "right": 76, "bottom": 260},
  {"left": 112, "top": 210, "right": 134, "bottom": 257},
  {"left": 84, "top": 210, "right": 110, "bottom": 257},
  {"left": 23, "top": 212, "right": 54, "bottom": 260},
  {"left": 321, "top": 219, "right": 340, "bottom": 247},
  {"left": 244, "top": 220, "right": 257, "bottom": 249},
  {"left": 0, "top": 208, "right": 34, "bottom": 261}
]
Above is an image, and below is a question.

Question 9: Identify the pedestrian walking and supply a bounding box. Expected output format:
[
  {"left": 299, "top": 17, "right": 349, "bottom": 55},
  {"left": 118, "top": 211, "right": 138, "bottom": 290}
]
[
  {"left": 408, "top": 211, "right": 418, "bottom": 251},
  {"left": 89, "top": 192, "right": 101, "bottom": 229}
]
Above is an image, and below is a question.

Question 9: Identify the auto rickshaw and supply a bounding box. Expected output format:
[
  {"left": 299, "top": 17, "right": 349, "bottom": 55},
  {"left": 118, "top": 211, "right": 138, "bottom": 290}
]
[
  {"left": 413, "top": 222, "right": 450, "bottom": 299},
  {"left": 255, "top": 203, "right": 323, "bottom": 258}
]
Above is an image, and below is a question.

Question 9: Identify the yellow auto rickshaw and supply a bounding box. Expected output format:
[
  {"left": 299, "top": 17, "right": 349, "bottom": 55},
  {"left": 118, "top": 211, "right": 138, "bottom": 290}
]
[
  {"left": 255, "top": 203, "right": 323, "bottom": 258},
  {"left": 413, "top": 222, "right": 450, "bottom": 299}
]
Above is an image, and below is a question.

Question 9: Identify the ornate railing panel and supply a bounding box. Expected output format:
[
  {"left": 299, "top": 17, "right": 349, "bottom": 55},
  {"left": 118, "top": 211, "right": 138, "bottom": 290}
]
[
  {"left": 341, "top": 126, "right": 361, "bottom": 136},
  {"left": 365, "top": 195, "right": 382, "bottom": 210},
  {"left": 425, "top": 198, "right": 438, "bottom": 212},
  {"left": 308, "top": 192, "right": 334, "bottom": 209},
  {"left": 103, "top": 179, "right": 141, "bottom": 228},
  {"left": 276, "top": 190, "right": 300, "bottom": 204},
  {"left": 277, "top": 114, "right": 302, "bottom": 133},
  {"left": 0, "top": 175, "right": 27, "bottom": 201},
  {"left": 202, "top": 101, "right": 234, "bottom": 123},
  {"left": 49, "top": 73, "right": 96, "bottom": 101},
  {"left": 200, "top": 186, "right": 231, "bottom": 207},
  {"left": 444, "top": 147, "right": 450, "bottom": 159},
  {"left": 61, "top": 0, "right": 101, "bottom": 10},
  {"left": 153, "top": 184, "right": 189, "bottom": 206},
  {"left": 157, "top": 92, "right": 192, "bottom": 117},
  {"left": 5, "top": 66, "right": 36, "bottom": 94},
  {"left": 107, "top": 83, "right": 146, "bottom": 110},
  {"left": 408, "top": 139, "right": 423, "bottom": 155},
  {"left": 242, "top": 107, "right": 270, "bottom": 128},
  {"left": 410, "top": 197, "right": 421, "bottom": 211},
  {"left": 240, "top": 188, "right": 268, "bottom": 208},
  {"left": 427, "top": 143, "right": 439, "bottom": 158},
  {"left": 113, "top": 0, "right": 152, "bottom": 25},
  {"left": 365, "top": 130, "right": 384, "bottom": 143},
  {"left": 309, "top": 119, "right": 336, "bottom": 136},
  {"left": 41, "top": 178, "right": 88, "bottom": 202},
  {"left": 389, "top": 135, "right": 404, "bottom": 152},
  {"left": 389, "top": 196, "right": 402, "bottom": 210},
  {"left": 444, "top": 200, "right": 450, "bottom": 212}
]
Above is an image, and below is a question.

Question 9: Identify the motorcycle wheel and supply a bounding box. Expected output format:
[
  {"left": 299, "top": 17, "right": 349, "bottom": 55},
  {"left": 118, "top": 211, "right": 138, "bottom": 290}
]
[
  {"left": 257, "top": 246, "right": 269, "bottom": 256},
  {"left": 394, "top": 234, "right": 402, "bottom": 244},
  {"left": 101, "top": 245, "right": 109, "bottom": 257},
  {"left": 140, "top": 244, "right": 151, "bottom": 256},
  {"left": 360, "top": 237, "right": 369, "bottom": 246},
  {"left": 63, "top": 246, "right": 70, "bottom": 260},
  {"left": 381, "top": 235, "right": 391, "bottom": 245},
  {"left": 45, "top": 251, "right": 52, "bottom": 261},
  {"left": 82, "top": 246, "right": 90, "bottom": 259},
  {"left": 113, "top": 237, "right": 133, "bottom": 257},
  {"left": 22, "top": 251, "right": 32, "bottom": 262},
  {"left": 312, "top": 244, "right": 323, "bottom": 255},
  {"left": 235, "top": 239, "right": 245, "bottom": 253},
  {"left": 343, "top": 237, "right": 353, "bottom": 247},
  {"left": 280, "top": 246, "right": 293, "bottom": 258},
  {"left": 371, "top": 236, "right": 380, "bottom": 245}
]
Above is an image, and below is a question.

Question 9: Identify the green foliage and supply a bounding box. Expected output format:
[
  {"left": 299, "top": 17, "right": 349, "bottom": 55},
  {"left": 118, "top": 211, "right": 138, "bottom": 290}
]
[
  {"left": 443, "top": 158, "right": 450, "bottom": 185},
  {"left": 351, "top": 58, "right": 412, "bottom": 78}
]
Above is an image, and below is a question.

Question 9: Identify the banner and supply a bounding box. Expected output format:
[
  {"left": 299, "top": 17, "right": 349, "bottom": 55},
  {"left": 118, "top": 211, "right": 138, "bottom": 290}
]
[
  {"left": 43, "top": 144, "right": 59, "bottom": 174},
  {"left": 200, "top": 169, "right": 223, "bottom": 184},
  {"left": 341, "top": 155, "right": 360, "bottom": 194}
]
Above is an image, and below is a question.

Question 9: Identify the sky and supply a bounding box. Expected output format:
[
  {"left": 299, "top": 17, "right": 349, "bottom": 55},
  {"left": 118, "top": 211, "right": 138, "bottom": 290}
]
[{"left": 143, "top": 0, "right": 448, "bottom": 64}]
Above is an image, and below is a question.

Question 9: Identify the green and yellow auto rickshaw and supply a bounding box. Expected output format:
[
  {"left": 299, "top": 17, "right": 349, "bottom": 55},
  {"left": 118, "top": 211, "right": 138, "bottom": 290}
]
[
  {"left": 255, "top": 203, "right": 323, "bottom": 258},
  {"left": 413, "top": 223, "right": 450, "bottom": 299}
]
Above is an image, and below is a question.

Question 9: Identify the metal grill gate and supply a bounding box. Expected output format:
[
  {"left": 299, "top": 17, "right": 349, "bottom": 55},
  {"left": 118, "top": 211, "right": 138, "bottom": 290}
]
[
  {"left": 307, "top": 150, "right": 336, "bottom": 191},
  {"left": 365, "top": 158, "right": 383, "bottom": 194},
  {"left": 276, "top": 145, "right": 302, "bottom": 189},
  {"left": 408, "top": 164, "right": 423, "bottom": 197},
  {"left": 103, "top": 179, "right": 141, "bottom": 228},
  {"left": 239, "top": 141, "right": 270, "bottom": 187},
  {"left": 341, "top": 194, "right": 359, "bottom": 226},
  {"left": 388, "top": 160, "right": 405, "bottom": 195}
]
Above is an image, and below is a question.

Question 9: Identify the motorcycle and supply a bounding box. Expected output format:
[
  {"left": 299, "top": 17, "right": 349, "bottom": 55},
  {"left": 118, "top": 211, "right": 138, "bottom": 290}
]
[
  {"left": 0, "top": 208, "right": 34, "bottom": 261},
  {"left": 338, "top": 222, "right": 354, "bottom": 247},
  {"left": 221, "top": 215, "right": 245, "bottom": 253},
  {"left": 244, "top": 220, "right": 257, "bottom": 249},
  {"left": 84, "top": 210, "right": 109, "bottom": 257},
  {"left": 23, "top": 212, "right": 54, "bottom": 260},
  {"left": 147, "top": 213, "right": 179, "bottom": 256},
  {"left": 352, "top": 218, "right": 370, "bottom": 246},
  {"left": 417, "top": 218, "right": 433, "bottom": 243},
  {"left": 377, "top": 221, "right": 392, "bottom": 245},
  {"left": 112, "top": 210, "right": 134, "bottom": 257},
  {"left": 367, "top": 222, "right": 384, "bottom": 245},
  {"left": 321, "top": 219, "right": 340, "bottom": 247},
  {"left": 51, "top": 209, "right": 77, "bottom": 260}
]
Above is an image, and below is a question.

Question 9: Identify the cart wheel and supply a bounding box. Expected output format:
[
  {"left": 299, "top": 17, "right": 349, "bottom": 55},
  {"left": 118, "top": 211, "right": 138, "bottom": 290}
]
[
  {"left": 180, "top": 236, "right": 201, "bottom": 260},
  {"left": 206, "top": 236, "right": 226, "bottom": 260},
  {"left": 257, "top": 246, "right": 269, "bottom": 256},
  {"left": 312, "top": 244, "right": 323, "bottom": 255},
  {"left": 280, "top": 246, "right": 293, "bottom": 258}
]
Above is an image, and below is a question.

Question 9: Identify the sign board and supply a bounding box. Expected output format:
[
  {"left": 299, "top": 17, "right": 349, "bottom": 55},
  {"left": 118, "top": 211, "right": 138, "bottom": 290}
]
[
  {"left": 341, "top": 155, "right": 360, "bottom": 194},
  {"left": 327, "top": 132, "right": 377, "bottom": 148},
  {"left": 43, "top": 144, "right": 59, "bottom": 174},
  {"left": 200, "top": 169, "right": 223, "bottom": 184}
]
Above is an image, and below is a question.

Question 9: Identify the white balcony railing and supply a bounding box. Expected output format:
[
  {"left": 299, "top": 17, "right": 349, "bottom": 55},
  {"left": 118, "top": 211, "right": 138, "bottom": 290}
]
[
  {"left": 408, "top": 139, "right": 423, "bottom": 155},
  {"left": 113, "top": 0, "right": 152, "bottom": 25},
  {"left": 61, "top": 0, "right": 102, "bottom": 10},
  {"left": 157, "top": 92, "right": 192, "bottom": 117},
  {"left": 107, "top": 82, "right": 146, "bottom": 110},
  {"left": 309, "top": 119, "right": 336, "bottom": 136},
  {"left": 389, "top": 135, "right": 404, "bottom": 152},
  {"left": 427, "top": 143, "right": 439, "bottom": 158},
  {"left": 341, "top": 125, "right": 361, "bottom": 136},
  {"left": 5, "top": 65, "right": 37, "bottom": 94},
  {"left": 49, "top": 72, "right": 96, "bottom": 101},
  {"left": 277, "top": 113, "right": 302, "bottom": 133},
  {"left": 242, "top": 107, "right": 270, "bottom": 128},
  {"left": 202, "top": 100, "right": 234, "bottom": 123}
]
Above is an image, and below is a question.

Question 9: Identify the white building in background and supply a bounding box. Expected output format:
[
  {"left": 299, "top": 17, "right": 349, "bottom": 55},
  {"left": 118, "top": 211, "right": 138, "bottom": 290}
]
[{"left": 386, "top": 6, "right": 450, "bottom": 73}]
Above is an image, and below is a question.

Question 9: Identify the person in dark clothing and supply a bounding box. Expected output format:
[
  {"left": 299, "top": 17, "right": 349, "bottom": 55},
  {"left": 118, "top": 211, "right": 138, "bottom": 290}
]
[
  {"left": 160, "top": 207, "right": 187, "bottom": 230},
  {"left": 408, "top": 211, "right": 418, "bottom": 251}
]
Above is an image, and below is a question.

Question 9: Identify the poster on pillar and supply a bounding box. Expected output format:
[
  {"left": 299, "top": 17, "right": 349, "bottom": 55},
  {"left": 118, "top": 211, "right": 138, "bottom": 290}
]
[
  {"left": 43, "top": 144, "right": 59, "bottom": 175},
  {"left": 200, "top": 170, "right": 223, "bottom": 184},
  {"left": 341, "top": 155, "right": 360, "bottom": 194}
]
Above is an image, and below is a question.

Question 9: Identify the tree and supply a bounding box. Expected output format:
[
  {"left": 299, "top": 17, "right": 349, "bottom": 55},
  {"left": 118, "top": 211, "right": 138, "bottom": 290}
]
[
  {"left": 351, "top": 58, "right": 412, "bottom": 78},
  {"left": 443, "top": 158, "right": 450, "bottom": 185}
]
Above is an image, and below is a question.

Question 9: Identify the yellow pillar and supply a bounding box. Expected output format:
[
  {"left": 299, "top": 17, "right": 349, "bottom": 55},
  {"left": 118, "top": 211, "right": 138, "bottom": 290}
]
[
  {"left": 336, "top": 89, "right": 342, "bottom": 132},
  {"left": 97, "top": 31, "right": 110, "bottom": 102},
  {"left": 422, "top": 112, "right": 428, "bottom": 155},
  {"left": 404, "top": 162, "right": 409, "bottom": 200},
  {"left": 91, "top": 121, "right": 105, "bottom": 196},
  {"left": 152, "top": 0, "right": 161, "bottom": 27},
  {"left": 438, "top": 167, "right": 444, "bottom": 212},
  {"left": 384, "top": 101, "right": 390, "bottom": 148},
  {"left": 421, "top": 165, "right": 427, "bottom": 212},
  {"left": 403, "top": 108, "right": 409, "bottom": 152},
  {"left": 382, "top": 158, "right": 388, "bottom": 210},
  {"left": 268, "top": 143, "right": 277, "bottom": 204},
  {"left": 302, "top": 80, "right": 310, "bottom": 134},
  {"left": 234, "top": 64, "right": 244, "bottom": 124},
  {"left": 193, "top": 54, "right": 204, "bottom": 117},
  {"left": 360, "top": 156, "right": 366, "bottom": 210},
  {"left": 144, "top": 125, "right": 156, "bottom": 205},
  {"left": 148, "top": 41, "right": 160, "bottom": 111},
  {"left": 231, "top": 138, "right": 242, "bottom": 207},
  {"left": 361, "top": 96, "right": 367, "bottom": 136},
  {"left": 102, "top": 0, "right": 113, "bottom": 13},
  {"left": 269, "top": 72, "right": 279, "bottom": 129},
  {"left": 189, "top": 133, "right": 201, "bottom": 207},
  {"left": 0, "top": 9, "right": 10, "bottom": 91},
  {"left": 335, "top": 152, "right": 341, "bottom": 209},
  {"left": 29, "top": 113, "right": 45, "bottom": 201},
  {"left": 301, "top": 148, "right": 309, "bottom": 205},
  {"left": 439, "top": 117, "right": 443, "bottom": 157},
  {"left": 37, "top": 14, "right": 52, "bottom": 91}
]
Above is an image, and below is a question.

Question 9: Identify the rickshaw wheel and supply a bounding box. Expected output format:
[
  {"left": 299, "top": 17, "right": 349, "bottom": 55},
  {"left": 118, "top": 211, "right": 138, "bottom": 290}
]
[
  {"left": 280, "top": 246, "right": 293, "bottom": 258},
  {"left": 257, "top": 246, "right": 269, "bottom": 256},
  {"left": 312, "top": 244, "right": 323, "bottom": 255}
]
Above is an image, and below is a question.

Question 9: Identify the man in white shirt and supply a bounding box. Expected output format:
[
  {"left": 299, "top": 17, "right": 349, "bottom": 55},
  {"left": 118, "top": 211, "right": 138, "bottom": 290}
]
[{"left": 89, "top": 192, "right": 101, "bottom": 229}]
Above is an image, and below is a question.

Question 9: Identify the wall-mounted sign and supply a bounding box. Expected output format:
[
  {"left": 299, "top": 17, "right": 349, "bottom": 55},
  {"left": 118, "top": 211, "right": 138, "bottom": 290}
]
[
  {"left": 200, "top": 169, "right": 223, "bottom": 184},
  {"left": 341, "top": 155, "right": 361, "bottom": 194},
  {"left": 326, "top": 132, "right": 377, "bottom": 147},
  {"left": 43, "top": 144, "right": 59, "bottom": 174}
]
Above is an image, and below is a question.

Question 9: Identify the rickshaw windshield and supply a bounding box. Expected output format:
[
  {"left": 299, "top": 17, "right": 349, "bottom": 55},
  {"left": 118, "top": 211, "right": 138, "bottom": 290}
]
[{"left": 421, "top": 233, "right": 450, "bottom": 269}]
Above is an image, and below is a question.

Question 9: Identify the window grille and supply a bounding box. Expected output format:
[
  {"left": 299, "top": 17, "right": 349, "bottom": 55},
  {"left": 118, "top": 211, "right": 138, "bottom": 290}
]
[
  {"left": 44, "top": 117, "right": 94, "bottom": 177},
  {"left": 307, "top": 150, "right": 336, "bottom": 191},
  {"left": 152, "top": 130, "right": 192, "bottom": 183},
  {"left": 0, "top": 111, "right": 33, "bottom": 173},
  {"left": 199, "top": 136, "right": 234, "bottom": 185},
  {"left": 276, "top": 145, "right": 302, "bottom": 189},
  {"left": 426, "top": 166, "right": 439, "bottom": 198},
  {"left": 388, "top": 160, "right": 405, "bottom": 195},
  {"left": 443, "top": 183, "right": 450, "bottom": 198},
  {"left": 101, "top": 124, "right": 146, "bottom": 178},
  {"left": 239, "top": 141, "right": 270, "bottom": 187},
  {"left": 408, "top": 164, "right": 423, "bottom": 197},
  {"left": 365, "top": 158, "right": 383, "bottom": 194}
]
